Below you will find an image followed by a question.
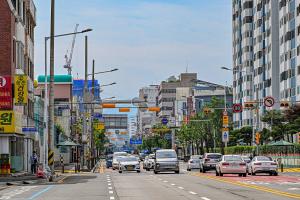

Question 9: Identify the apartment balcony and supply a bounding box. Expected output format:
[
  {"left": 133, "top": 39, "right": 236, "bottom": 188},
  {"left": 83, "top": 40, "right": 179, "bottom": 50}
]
[{"left": 29, "top": 0, "right": 36, "bottom": 23}]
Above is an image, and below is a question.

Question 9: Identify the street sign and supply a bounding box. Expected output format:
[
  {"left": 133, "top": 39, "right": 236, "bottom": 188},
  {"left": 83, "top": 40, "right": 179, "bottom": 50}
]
[
  {"left": 130, "top": 138, "right": 142, "bottom": 145},
  {"left": 161, "top": 118, "right": 168, "bottom": 125},
  {"left": 264, "top": 96, "right": 275, "bottom": 107},
  {"left": 223, "top": 115, "right": 229, "bottom": 127},
  {"left": 222, "top": 128, "right": 229, "bottom": 143},
  {"left": 22, "top": 127, "right": 37, "bottom": 132},
  {"left": 232, "top": 103, "right": 243, "bottom": 113}
]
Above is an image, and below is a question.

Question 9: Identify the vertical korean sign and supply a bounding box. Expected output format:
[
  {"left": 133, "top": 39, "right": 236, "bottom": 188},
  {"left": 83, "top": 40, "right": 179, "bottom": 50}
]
[
  {"left": 0, "top": 111, "right": 15, "bottom": 133},
  {"left": 0, "top": 76, "right": 13, "bottom": 109},
  {"left": 14, "top": 75, "right": 28, "bottom": 105}
]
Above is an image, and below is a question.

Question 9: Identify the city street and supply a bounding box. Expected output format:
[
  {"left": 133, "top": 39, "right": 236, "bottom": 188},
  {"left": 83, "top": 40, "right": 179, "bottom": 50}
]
[{"left": 1, "top": 163, "right": 300, "bottom": 200}]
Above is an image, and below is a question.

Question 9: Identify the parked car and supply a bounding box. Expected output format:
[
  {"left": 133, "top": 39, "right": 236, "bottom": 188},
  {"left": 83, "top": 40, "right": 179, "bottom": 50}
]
[
  {"left": 216, "top": 155, "right": 247, "bottom": 177},
  {"left": 112, "top": 152, "right": 128, "bottom": 170},
  {"left": 187, "top": 155, "right": 202, "bottom": 171},
  {"left": 250, "top": 156, "right": 278, "bottom": 176},
  {"left": 241, "top": 156, "right": 252, "bottom": 175},
  {"left": 106, "top": 154, "right": 113, "bottom": 168},
  {"left": 145, "top": 154, "right": 155, "bottom": 171},
  {"left": 154, "top": 149, "right": 179, "bottom": 174},
  {"left": 200, "top": 153, "right": 222, "bottom": 173},
  {"left": 118, "top": 156, "right": 141, "bottom": 173}
]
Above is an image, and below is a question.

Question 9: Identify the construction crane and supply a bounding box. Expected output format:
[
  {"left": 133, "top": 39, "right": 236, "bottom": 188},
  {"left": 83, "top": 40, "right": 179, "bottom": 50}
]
[{"left": 64, "top": 24, "right": 79, "bottom": 75}]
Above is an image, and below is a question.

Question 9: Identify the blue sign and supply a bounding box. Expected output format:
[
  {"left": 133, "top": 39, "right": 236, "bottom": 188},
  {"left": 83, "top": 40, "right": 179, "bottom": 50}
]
[
  {"left": 164, "top": 133, "right": 172, "bottom": 140},
  {"left": 130, "top": 138, "right": 143, "bottom": 145},
  {"left": 93, "top": 113, "right": 103, "bottom": 119},
  {"left": 22, "top": 127, "right": 37, "bottom": 132},
  {"left": 161, "top": 118, "right": 168, "bottom": 125}
]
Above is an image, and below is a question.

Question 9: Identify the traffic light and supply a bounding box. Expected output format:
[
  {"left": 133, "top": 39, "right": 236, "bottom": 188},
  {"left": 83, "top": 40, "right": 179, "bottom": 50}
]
[
  {"left": 203, "top": 108, "right": 212, "bottom": 115},
  {"left": 280, "top": 101, "right": 290, "bottom": 108},
  {"left": 244, "top": 102, "right": 255, "bottom": 109},
  {"left": 255, "top": 132, "right": 261, "bottom": 145}
]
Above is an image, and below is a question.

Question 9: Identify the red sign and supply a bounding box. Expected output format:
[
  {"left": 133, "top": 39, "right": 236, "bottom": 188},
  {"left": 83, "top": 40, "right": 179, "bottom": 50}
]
[
  {"left": 232, "top": 103, "right": 243, "bottom": 113},
  {"left": 0, "top": 76, "right": 12, "bottom": 110}
]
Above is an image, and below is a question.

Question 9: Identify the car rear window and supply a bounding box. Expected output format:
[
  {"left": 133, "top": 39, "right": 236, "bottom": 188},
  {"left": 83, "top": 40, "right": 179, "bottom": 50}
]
[
  {"left": 207, "top": 154, "right": 222, "bottom": 159},
  {"left": 156, "top": 151, "right": 177, "bottom": 158},
  {"left": 256, "top": 156, "right": 272, "bottom": 161},
  {"left": 224, "top": 156, "right": 242, "bottom": 161}
]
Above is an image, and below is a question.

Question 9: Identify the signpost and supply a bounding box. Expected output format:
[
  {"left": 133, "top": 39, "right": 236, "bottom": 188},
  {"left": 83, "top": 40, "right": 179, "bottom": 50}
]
[
  {"left": 232, "top": 103, "right": 243, "bottom": 113},
  {"left": 161, "top": 118, "right": 168, "bottom": 125},
  {"left": 264, "top": 96, "right": 275, "bottom": 108}
]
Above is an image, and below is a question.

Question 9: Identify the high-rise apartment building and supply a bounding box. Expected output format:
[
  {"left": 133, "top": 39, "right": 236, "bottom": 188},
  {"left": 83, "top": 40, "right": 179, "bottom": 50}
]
[{"left": 232, "top": 0, "right": 280, "bottom": 129}]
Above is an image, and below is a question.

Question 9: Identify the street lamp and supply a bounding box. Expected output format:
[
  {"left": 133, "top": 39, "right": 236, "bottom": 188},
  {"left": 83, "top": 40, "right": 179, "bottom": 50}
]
[
  {"left": 44, "top": 27, "right": 92, "bottom": 169},
  {"left": 221, "top": 66, "right": 257, "bottom": 146}
]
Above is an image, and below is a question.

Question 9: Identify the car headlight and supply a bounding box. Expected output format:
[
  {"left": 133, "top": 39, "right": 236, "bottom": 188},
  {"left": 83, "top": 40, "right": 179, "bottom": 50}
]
[{"left": 136, "top": 164, "right": 140, "bottom": 168}]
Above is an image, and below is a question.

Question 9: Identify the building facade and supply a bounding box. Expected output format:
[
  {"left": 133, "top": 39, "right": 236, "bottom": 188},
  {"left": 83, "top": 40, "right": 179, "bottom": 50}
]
[{"left": 0, "top": 0, "right": 36, "bottom": 173}]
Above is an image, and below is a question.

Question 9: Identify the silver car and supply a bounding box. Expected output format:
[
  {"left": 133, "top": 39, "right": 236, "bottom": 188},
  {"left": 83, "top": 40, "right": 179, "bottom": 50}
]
[
  {"left": 200, "top": 153, "right": 222, "bottom": 173},
  {"left": 250, "top": 156, "right": 278, "bottom": 176},
  {"left": 154, "top": 149, "right": 179, "bottom": 174},
  {"left": 118, "top": 156, "right": 141, "bottom": 173},
  {"left": 187, "top": 155, "right": 202, "bottom": 171},
  {"left": 216, "top": 155, "right": 247, "bottom": 177}
]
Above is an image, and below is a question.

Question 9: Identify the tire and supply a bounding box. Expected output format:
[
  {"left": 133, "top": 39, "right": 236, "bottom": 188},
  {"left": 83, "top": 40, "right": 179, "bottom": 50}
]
[
  {"left": 239, "top": 174, "right": 242, "bottom": 177},
  {"left": 219, "top": 172, "right": 223, "bottom": 176},
  {"left": 146, "top": 168, "right": 150, "bottom": 171},
  {"left": 251, "top": 171, "right": 256, "bottom": 176},
  {"left": 119, "top": 170, "right": 122, "bottom": 173},
  {"left": 202, "top": 169, "right": 206, "bottom": 173},
  {"left": 269, "top": 172, "right": 273, "bottom": 176},
  {"left": 243, "top": 173, "right": 247, "bottom": 177},
  {"left": 113, "top": 168, "right": 115, "bottom": 171},
  {"left": 137, "top": 170, "right": 140, "bottom": 173},
  {"left": 216, "top": 170, "right": 219, "bottom": 176},
  {"left": 274, "top": 172, "right": 278, "bottom": 176},
  {"left": 175, "top": 170, "right": 180, "bottom": 174},
  {"left": 200, "top": 167, "right": 203, "bottom": 173},
  {"left": 187, "top": 168, "right": 191, "bottom": 171},
  {"left": 154, "top": 170, "right": 158, "bottom": 174}
]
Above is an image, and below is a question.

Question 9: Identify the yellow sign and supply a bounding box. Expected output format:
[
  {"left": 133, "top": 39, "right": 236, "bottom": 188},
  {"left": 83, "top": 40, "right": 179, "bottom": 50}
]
[
  {"left": 94, "top": 122, "right": 105, "bottom": 130},
  {"left": 14, "top": 75, "right": 28, "bottom": 105},
  {"left": 223, "top": 115, "right": 229, "bottom": 125},
  {"left": 0, "top": 111, "right": 15, "bottom": 133}
]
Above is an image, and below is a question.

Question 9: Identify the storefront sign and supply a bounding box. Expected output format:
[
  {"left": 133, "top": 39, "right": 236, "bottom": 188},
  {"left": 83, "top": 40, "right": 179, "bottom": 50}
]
[
  {"left": 14, "top": 75, "right": 28, "bottom": 105},
  {"left": 0, "top": 76, "right": 12, "bottom": 110},
  {"left": 0, "top": 111, "right": 15, "bottom": 133}
]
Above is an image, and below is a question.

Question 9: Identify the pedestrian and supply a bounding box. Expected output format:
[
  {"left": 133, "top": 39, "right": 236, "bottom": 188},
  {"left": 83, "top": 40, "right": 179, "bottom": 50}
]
[{"left": 31, "top": 151, "right": 38, "bottom": 174}]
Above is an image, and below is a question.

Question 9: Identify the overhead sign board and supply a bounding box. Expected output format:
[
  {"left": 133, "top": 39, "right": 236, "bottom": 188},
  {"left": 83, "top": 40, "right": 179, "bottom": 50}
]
[
  {"left": 0, "top": 76, "right": 12, "bottom": 110},
  {"left": 0, "top": 111, "right": 15, "bottom": 133},
  {"left": 14, "top": 75, "right": 28, "bottom": 105},
  {"left": 264, "top": 96, "right": 275, "bottom": 107}
]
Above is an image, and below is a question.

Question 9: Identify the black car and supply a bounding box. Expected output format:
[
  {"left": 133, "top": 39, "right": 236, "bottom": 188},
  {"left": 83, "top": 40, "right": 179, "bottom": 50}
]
[{"left": 106, "top": 154, "right": 113, "bottom": 168}]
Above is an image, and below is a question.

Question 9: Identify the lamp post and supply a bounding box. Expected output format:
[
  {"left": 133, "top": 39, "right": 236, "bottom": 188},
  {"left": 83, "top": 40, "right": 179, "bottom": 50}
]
[{"left": 221, "top": 66, "right": 257, "bottom": 146}]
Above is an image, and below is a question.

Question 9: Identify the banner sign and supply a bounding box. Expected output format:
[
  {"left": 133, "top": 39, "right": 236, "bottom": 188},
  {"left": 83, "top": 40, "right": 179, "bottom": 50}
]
[
  {"left": 0, "top": 76, "right": 12, "bottom": 110},
  {"left": 0, "top": 111, "right": 15, "bottom": 133},
  {"left": 14, "top": 75, "right": 28, "bottom": 105}
]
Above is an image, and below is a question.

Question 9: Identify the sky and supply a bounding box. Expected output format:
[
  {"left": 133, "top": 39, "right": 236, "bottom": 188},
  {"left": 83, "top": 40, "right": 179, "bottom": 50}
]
[{"left": 34, "top": 0, "right": 232, "bottom": 116}]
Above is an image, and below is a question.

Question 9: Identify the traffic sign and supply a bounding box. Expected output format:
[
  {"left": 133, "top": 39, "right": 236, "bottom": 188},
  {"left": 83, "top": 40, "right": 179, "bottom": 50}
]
[
  {"left": 264, "top": 96, "right": 275, "bottom": 107},
  {"left": 223, "top": 115, "right": 229, "bottom": 127},
  {"left": 161, "top": 118, "right": 168, "bottom": 125},
  {"left": 222, "top": 128, "right": 229, "bottom": 143},
  {"left": 232, "top": 103, "right": 243, "bottom": 113}
]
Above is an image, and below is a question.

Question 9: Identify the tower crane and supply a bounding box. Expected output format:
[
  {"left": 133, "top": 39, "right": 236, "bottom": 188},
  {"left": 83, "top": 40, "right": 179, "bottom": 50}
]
[{"left": 64, "top": 24, "right": 79, "bottom": 75}]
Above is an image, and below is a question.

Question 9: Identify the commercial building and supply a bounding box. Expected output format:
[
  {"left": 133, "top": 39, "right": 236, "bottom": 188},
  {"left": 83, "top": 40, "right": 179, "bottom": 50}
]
[
  {"left": 232, "top": 0, "right": 280, "bottom": 129},
  {"left": 137, "top": 85, "right": 159, "bottom": 135},
  {"left": 0, "top": 0, "right": 36, "bottom": 173}
]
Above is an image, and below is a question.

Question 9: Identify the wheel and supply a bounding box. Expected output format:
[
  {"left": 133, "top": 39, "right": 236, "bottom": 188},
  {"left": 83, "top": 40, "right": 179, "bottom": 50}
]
[
  {"left": 269, "top": 172, "right": 273, "bottom": 176},
  {"left": 202, "top": 169, "right": 206, "bottom": 173},
  {"left": 219, "top": 172, "right": 223, "bottom": 176},
  {"left": 200, "top": 167, "right": 203, "bottom": 173},
  {"left": 273, "top": 172, "right": 278, "bottom": 176},
  {"left": 175, "top": 170, "right": 180, "bottom": 174},
  {"left": 239, "top": 174, "right": 242, "bottom": 177},
  {"left": 243, "top": 173, "right": 247, "bottom": 177},
  {"left": 187, "top": 168, "right": 191, "bottom": 171},
  {"left": 216, "top": 170, "right": 219, "bottom": 176},
  {"left": 137, "top": 170, "right": 140, "bottom": 173},
  {"left": 154, "top": 170, "right": 158, "bottom": 174},
  {"left": 119, "top": 170, "right": 122, "bottom": 173},
  {"left": 113, "top": 168, "right": 115, "bottom": 170},
  {"left": 146, "top": 168, "right": 150, "bottom": 171},
  {"left": 251, "top": 170, "right": 256, "bottom": 176}
]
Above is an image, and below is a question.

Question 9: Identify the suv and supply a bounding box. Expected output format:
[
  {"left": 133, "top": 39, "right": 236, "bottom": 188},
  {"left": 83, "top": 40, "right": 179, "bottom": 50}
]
[
  {"left": 200, "top": 153, "right": 222, "bottom": 173},
  {"left": 154, "top": 149, "right": 179, "bottom": 174}
]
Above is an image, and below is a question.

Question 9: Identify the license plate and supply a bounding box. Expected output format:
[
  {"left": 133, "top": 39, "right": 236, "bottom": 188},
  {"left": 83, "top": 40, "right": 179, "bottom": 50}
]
[{"left": 127, "top": 166, "right": 133, "bottom": 170}]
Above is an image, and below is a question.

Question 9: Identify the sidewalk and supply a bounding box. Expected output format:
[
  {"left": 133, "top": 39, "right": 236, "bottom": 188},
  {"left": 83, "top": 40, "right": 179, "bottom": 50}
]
[{"left": 55, "top": 163, "right": 81, "bottom": 173}]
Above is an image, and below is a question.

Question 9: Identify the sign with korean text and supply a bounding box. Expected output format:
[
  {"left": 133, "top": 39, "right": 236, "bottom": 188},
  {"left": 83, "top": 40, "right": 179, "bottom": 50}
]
[
  {"left": 14, "top": 75, "right": 28, "bottom": 105},
  {"left": 223, "top": 115, "right": 229, "bottom": 127},
  {"left": 94, "top": 122, "right": 105, "bottom": 130},
  {"left": 0, "top": 111, "right": 15, "bottom": 133},
  {"left": 0, "top": 76, "right": 12, "bottom": 110}
]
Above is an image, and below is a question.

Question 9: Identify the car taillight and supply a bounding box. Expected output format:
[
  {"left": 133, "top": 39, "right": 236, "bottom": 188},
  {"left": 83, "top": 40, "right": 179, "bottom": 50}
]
[
  {"left": 190, "top": 161, "right": 194, "bottom": 163},
  {"left": 254, "top": 163, "right": 262, "bottom": 165},
  {"left": 271, "top": 162, "right": 277, "bottom": 165},
  {"left": 239, "top": 163, "right": 246, "bottom": 166},
  {"left": 205, "top": 158, "right": 210, "bottom": 162},
  {"left": 222, "top": 162, "right": 229, "bottom": 166}
]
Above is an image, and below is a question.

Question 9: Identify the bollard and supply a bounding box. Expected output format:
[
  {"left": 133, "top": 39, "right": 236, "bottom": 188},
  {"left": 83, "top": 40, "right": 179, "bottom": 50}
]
[{"left": 60, "top": 155, "right": 64, "bottom": 173}]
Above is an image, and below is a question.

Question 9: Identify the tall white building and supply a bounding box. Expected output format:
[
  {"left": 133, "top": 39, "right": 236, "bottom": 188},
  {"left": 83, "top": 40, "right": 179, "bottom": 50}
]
[{"left": 232, "top": 0, "right": 280, "bottom": 129}]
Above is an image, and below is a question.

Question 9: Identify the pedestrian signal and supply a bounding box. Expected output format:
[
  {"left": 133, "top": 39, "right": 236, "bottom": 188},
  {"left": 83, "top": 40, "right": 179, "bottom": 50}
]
[{"left": 280, "top": 101, "right": 290, "bottom": 108}]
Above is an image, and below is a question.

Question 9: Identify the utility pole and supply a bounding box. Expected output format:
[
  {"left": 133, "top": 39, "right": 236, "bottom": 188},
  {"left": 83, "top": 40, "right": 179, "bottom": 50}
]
[
  {"left": 91, "top": 59, "right": 95, "bottom": 168},
  {"left": 48, "top": 0, "right": 55, "bottom": 172},
  {"left": 83, "top": 35, "right": 88, "bottom": 169}
]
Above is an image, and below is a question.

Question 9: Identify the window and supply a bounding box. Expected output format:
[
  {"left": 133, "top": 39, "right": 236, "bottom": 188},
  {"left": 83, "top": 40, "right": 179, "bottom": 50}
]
[
  {"left": 243, "top": 1, "right": 253, "bottom": 9},
  {"left": 280, "top": 0, "right": 287, "bottom": 9},
  {"left": 243, "top": 16, "right": 253, "bottom": 24}
]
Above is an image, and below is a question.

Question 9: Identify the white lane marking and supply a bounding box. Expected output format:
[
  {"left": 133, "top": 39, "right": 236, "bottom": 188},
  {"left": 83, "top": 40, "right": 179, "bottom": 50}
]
[
  {"left": 288, "top": 188, "right": 300, "bottom": 191},
  {"left": 163, "top": 180, "right": 168, "bottom": 183},
  {"left": 201, "top": 197, "right": 211, "bottom": 200},
  {"left": 0, "top": 186, "right": 37, "bottom": 200},
  {"left": 107, "top": 180, "right": 111, "bottom": 183},
  {"left": 108, "top": 183, "right": 111, "bottom": 186},
  {"left": 108, "top": 187, "right": 112, "bottom": 190},
  {"left": 158, "top": 178, "right": 162, "bottom": 180},
  {"left": 189, "top": 191, "right": 197, "bottom": 195},
  {"left": 171, "top": 183, "right": 176, "bottom": 186},
  {"left": 110, "top": 197, "right": 115, "bottom": 200},
  {"left": 109, "top": 191, "right": 114, "bottom": 194},
  {"left": 178, "top": 186, "right": 184, "bottom": 190}
]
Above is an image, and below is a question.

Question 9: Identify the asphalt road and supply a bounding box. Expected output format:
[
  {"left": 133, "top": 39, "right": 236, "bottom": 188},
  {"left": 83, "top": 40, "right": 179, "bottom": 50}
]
[{"left": 0, "top": 162, "right": 300, "bottom": 200}]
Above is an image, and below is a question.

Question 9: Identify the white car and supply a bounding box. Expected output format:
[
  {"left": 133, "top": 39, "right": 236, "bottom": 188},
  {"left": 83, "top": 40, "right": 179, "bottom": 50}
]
[
  {"left": 145, "top": 154, "right": 155, "bottom": 171},
  {"left": 119, "top": 156, "right": 141, "bottom": 173},
  {"left": 216, "top": 155, "right": 247, "bottom": 177},
  {"left": 250, "top": 156, "right": 278, "bottom": 176},
  {"left": 112, "top": 152, "right": 128, "bottom": 170},
  {"left": 187, "top": 155, "right": 202, "bottom": 171}
]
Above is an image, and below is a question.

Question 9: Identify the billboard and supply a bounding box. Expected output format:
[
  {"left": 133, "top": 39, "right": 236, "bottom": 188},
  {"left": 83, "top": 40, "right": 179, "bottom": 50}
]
[
  {"left": 0, "top": 111, "right": 15, "bottom": 133},
  {"left": 0, "top": 76, "right": 12, "bottom": 109},
  {"left": 14, "top": 75, "right": 28, "bottom": 105}
]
